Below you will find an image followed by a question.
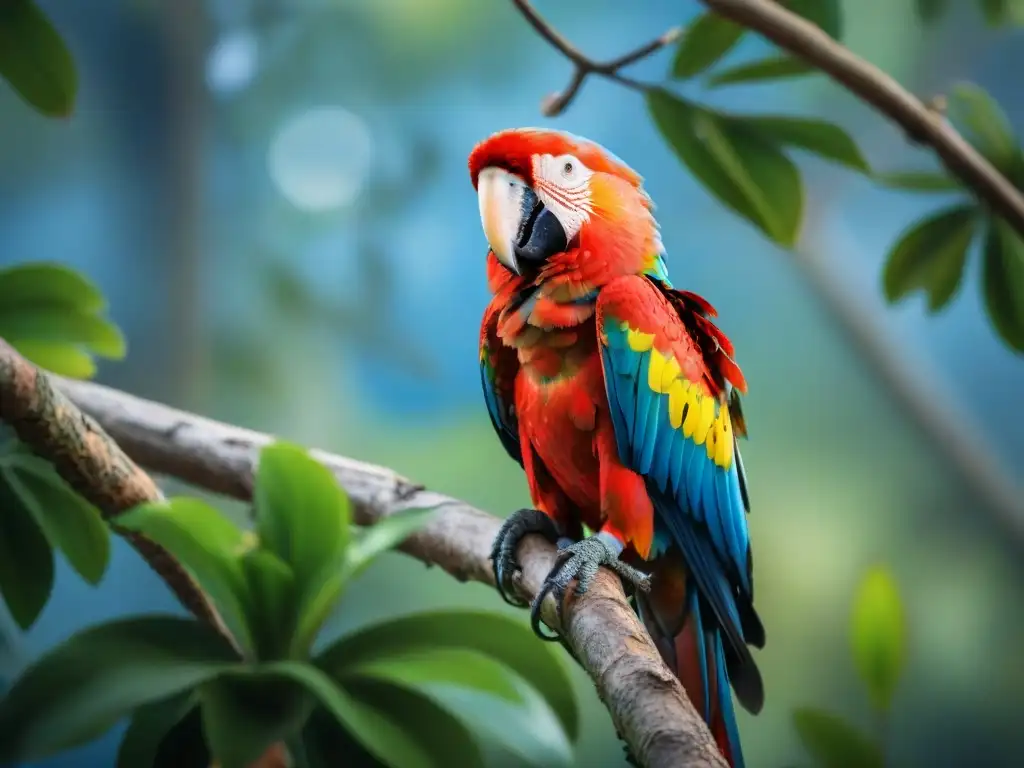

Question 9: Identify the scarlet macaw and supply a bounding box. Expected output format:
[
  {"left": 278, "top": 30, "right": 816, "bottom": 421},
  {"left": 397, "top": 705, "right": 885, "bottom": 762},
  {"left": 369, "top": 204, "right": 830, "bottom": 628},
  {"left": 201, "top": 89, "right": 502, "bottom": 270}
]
[{"left": 470, "top": 128, "right": 764, "bottom": 767}]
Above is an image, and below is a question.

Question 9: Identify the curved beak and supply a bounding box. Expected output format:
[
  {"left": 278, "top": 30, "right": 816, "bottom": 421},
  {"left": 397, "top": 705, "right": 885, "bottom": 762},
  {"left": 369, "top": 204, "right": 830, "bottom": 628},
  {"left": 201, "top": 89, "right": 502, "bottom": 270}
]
[{"left": 477, "top": 167, "right": 567, "bottom": 275}]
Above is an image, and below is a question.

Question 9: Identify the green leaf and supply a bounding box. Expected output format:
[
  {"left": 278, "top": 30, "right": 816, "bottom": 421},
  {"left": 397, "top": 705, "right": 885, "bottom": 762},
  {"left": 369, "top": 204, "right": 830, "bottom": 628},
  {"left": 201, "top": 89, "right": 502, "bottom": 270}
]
[
  {"left": 0, "top": 307, "right": 126, "bottom": 359},
  {"left": 291, "top": 507, "right": 437, "bottom": 657},
  {"left": 0, "top": 262, "right": 105, "bottom": 313},
  {"left": 982, "top": 218, "right": 1024, "bottom": 353},
  {"left": 9, "top": 340, "right": 96, "bottom": 378},
  {"left": 151, "top": 705, "right": 211, "bottom": 768},
  {"left": 0, "top": 616, "right": 238, "bottom": 762},
  {"left": 342, "top": 681, "right": 488, "bottom": 768},
  {"left": 873, "top": 170, "right": 962, "bottom": 192},
  {"left": 117, "top": 691, "right": 198, "bottom": 768},
  {"left": 301, "top": 708, "right": 379, "bottom": 768},
  {"left": 648, "top": 90, "right": 804, "bottom": 246},
  {"left": 792, "top": 708, "right": 884, "bottom": 768},
  {"left": 199, "top": 672, "right": 314, "bottom": 768},
  {"left": 882, "top": 205, "right": 977, "bottom": 312},
  {"left": 735, "top": 115, "right": 870, "bottom": 172},
  {"left": 1007, "top": 0, "right": 1024, "bottom": 25},
  {"left": 317, "top": 610, "right": 579, "bottom": 742},
  {"left": 784, "top": 0, "right": 843, "bottom": 38},
  {"left": 672, "top": 12, "right": 745, "bottom": 79},
  {"left": 706, "top": 54, "right": 815, "bottom": 87},
  {"left": 948, "top": 82, "right": 1019, "bottom": 173},
  {"left": 241, "top": 549, "right": 298, "bottom": 661},
  {"left": 254, "top": 442, "right": 350, "bottom": 594},
  {"left": 2, "top": 455, "right": 110, "bottom": 585},
  {"left": 116, "top": 498, "right": 254, "bottom": 654},
  {"left": 0, "top": 0, "right": 77, "bottom": 117},
  {"left": 0, "top": 262, "right": 124, "bottom": 377},
  {"left": 341, "top": 508, "right": 437, "bottom": 582},
  {"left": 349, "top": 649, "right": 573, "bottom": 767},
  {"left": 348, "top": 648, "right": 523, "bottom": 703},
  {"left": 0, "top": 475, "right": 54, "bottom": 629},
  {"left": 253, "top": 659, "right": 468, "bottom": 768},
  {"left": 850, "top": 566, "right": 907, "bottom": 713},
  {"left": 916, "top": 0, "right": 950, "bottom": 22},
  {"left": 980, "top": 0, "right": 1009, "bottom": 25}
]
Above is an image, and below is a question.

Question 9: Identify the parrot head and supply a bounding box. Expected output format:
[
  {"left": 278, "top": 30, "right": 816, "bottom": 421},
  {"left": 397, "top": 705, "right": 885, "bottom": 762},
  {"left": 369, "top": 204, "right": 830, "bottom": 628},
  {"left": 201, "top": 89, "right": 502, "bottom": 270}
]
[{"left": 469, "top": 128, "right": 662, "bottom": 282}]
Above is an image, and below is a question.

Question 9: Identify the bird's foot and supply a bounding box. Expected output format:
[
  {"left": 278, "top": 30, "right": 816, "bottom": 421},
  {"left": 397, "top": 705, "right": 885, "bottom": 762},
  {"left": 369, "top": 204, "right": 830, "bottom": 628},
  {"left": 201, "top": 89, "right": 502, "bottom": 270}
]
[
  {"left": 490, "top": 508, "right": 560, "bottom": 607},
  {"left": 530, "top": 531, "right": 651, "bottom": 641}
]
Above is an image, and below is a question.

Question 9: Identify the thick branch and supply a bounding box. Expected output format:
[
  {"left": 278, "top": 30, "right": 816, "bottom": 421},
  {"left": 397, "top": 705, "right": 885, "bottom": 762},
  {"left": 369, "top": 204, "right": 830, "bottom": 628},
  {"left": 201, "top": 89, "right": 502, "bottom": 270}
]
[
  {"left": 0, "top": 340, "right": 227, "bottom": 635},
  {"left": 31, "top": 373, "right": 724, "bottom": 767},
  {"left": 700, "top": 0, "right": 1024, "bottom": 234}
]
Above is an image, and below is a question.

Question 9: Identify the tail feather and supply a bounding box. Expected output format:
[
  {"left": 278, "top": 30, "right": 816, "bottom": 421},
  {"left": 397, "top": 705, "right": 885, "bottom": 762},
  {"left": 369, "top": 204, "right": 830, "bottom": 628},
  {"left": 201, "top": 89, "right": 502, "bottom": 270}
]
[{"left": 637, "top": 560, "right": 751, "bottom": 768}]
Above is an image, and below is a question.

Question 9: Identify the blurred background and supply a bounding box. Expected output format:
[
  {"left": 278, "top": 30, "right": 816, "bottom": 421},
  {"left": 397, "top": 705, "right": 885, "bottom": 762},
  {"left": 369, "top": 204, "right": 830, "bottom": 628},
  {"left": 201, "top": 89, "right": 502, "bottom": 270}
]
[{"left": 1, "top": 0, "right": 1022, "bottom": 766}]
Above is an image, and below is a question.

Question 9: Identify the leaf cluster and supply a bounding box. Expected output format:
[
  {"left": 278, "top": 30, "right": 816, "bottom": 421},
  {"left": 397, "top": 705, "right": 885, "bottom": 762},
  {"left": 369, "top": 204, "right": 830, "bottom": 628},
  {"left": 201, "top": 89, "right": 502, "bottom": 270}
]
[
  {"left": 0, "top": 0, "right": 75, "bottom": 117},
  {"left": 0, "top": 442, "right": 580, "bottom": 768},
  {"left": 0, "top": 435, "right": 110, "bottom": 630},
  {"left": 791, "top": 565, "right": 907, "bottom": 767},
  {"left": 0, "top": 258, "right": 129, "bottom": 628},
  {"left": 0, "top": 263, "right": 126, "bottom": 378},
  {"left": 651, "top": 1, "right": 1024, "bottom": 353}
]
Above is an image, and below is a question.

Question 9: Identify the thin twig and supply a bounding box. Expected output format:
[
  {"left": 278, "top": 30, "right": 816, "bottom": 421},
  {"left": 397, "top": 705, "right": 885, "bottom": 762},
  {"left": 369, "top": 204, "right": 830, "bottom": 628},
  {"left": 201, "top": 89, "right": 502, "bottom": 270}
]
[
  {"left": 27, "top": 367, "right": 724, "bottom": 768},
  {"left": 511, "top": 0, "right": 678, "bottom": 116},
  {"left": 700, "top": 0, "right": 1024, "bottom": 234}
]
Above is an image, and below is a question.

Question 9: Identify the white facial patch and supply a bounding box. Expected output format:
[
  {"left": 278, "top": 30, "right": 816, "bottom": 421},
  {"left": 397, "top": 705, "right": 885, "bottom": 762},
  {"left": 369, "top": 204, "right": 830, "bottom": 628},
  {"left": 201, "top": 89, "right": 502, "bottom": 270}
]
[{"left": 530, "top": 153, "right": 594, "bottom": 244}]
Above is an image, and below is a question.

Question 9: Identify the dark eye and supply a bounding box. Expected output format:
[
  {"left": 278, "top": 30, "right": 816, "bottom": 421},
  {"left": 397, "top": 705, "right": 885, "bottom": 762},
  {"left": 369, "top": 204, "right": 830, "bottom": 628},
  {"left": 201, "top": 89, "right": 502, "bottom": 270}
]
[{"left": 563, "top": 161, "right": 574, "bottom": 175}]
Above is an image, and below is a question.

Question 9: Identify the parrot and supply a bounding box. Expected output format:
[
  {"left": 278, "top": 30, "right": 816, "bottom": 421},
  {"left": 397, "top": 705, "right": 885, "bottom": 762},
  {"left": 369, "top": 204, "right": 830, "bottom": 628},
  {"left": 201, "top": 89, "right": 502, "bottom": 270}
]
[{"left": 469, "top": 128, "right": 765, "bottom": 767}]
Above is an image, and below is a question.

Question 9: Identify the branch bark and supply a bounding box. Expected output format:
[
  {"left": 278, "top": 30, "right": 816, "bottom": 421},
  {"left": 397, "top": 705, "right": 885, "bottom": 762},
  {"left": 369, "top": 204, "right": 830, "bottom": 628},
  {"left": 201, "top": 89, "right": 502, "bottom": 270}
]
[{"left": 0, "top": 334, "right": 725, "bottom": 767}]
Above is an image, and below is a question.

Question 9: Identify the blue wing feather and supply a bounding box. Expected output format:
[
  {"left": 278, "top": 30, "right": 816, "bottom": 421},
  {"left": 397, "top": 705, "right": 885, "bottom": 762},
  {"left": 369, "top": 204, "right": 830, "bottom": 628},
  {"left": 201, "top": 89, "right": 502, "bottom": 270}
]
[
  {"left": 480, "top": 358, "right": 522, "bottom": 468},
  {"left": 596, "top": 287, "right": 758, "bottom": 672}
]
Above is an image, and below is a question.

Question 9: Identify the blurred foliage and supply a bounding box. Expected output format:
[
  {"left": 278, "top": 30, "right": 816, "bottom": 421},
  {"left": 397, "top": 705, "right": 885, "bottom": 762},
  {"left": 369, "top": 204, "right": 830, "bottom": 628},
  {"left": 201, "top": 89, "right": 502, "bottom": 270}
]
[
  {"left": 0, "top": 262, "right": 126, "bottom": 378},
  {"left": 792, "top": 566, "right": 907, "bottom": 768},
  {"left": 0, "top": 259, "right": 123, "bottom": 631},
  {"left": 0, "top": 441, "right": 580, "bottom": 768},
  {"left": 916, "top": 0, "right": 1024, "bottom": 26},
  {"left": 643, "top": 0, "right": 1024, "bottom": 353},
  {"left": 0, "top": 0, "right": 76, "bottom": 117},
  {"left": 881, "top": 85, "right": 1024, "bottom": 351},
  {"left": 0, "top": 433, "right": 110, "bottom": 630}
]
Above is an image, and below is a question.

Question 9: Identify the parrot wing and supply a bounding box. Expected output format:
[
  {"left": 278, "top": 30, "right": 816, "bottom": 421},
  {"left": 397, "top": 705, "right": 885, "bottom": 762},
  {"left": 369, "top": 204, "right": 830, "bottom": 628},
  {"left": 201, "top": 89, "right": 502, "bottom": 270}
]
[
  {"left": 480, "top": 296, "right": 523, "bottom": 468},
  {"left": 595, "top": 275, "right": 764, "bottom": 673}
]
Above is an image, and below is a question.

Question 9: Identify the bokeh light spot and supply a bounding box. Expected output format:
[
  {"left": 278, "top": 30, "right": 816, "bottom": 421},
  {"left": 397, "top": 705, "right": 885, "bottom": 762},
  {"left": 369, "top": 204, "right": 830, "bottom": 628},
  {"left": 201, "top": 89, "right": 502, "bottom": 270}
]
[
  {"left": 267, "top": 107, "right": 373, "bottom": 212},
  {"left": 206, "top": 30, "right": 258, "bottom": 95}
]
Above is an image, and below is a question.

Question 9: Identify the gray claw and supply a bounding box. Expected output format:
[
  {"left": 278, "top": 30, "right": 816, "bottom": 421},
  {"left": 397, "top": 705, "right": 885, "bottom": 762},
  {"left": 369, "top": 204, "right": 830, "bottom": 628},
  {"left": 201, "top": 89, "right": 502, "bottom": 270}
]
[
  {"left": 530, "top": 532, "right": 651, "bottom": 641},
  {"left": 490, "top": 508, "right": 560, "bottom": 607}
]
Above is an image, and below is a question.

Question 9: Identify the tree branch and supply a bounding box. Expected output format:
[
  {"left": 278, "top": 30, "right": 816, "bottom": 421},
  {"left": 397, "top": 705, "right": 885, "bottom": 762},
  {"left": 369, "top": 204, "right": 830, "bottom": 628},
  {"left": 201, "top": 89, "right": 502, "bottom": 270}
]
[
  {"left": 0, "top": 340, "right": 229, "bottom": 637},
  {"left": 511, "top": 0, "right": 680, "bottom": 116},
  {"left": 0, "top": 336, "right": 725, "bottom": 767},
  {"left": 512, "top": 0, "right": 1024, "bottom": 234},
  {"left": 700, "top": 0, "right": 1024, "bottom": 236}
]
